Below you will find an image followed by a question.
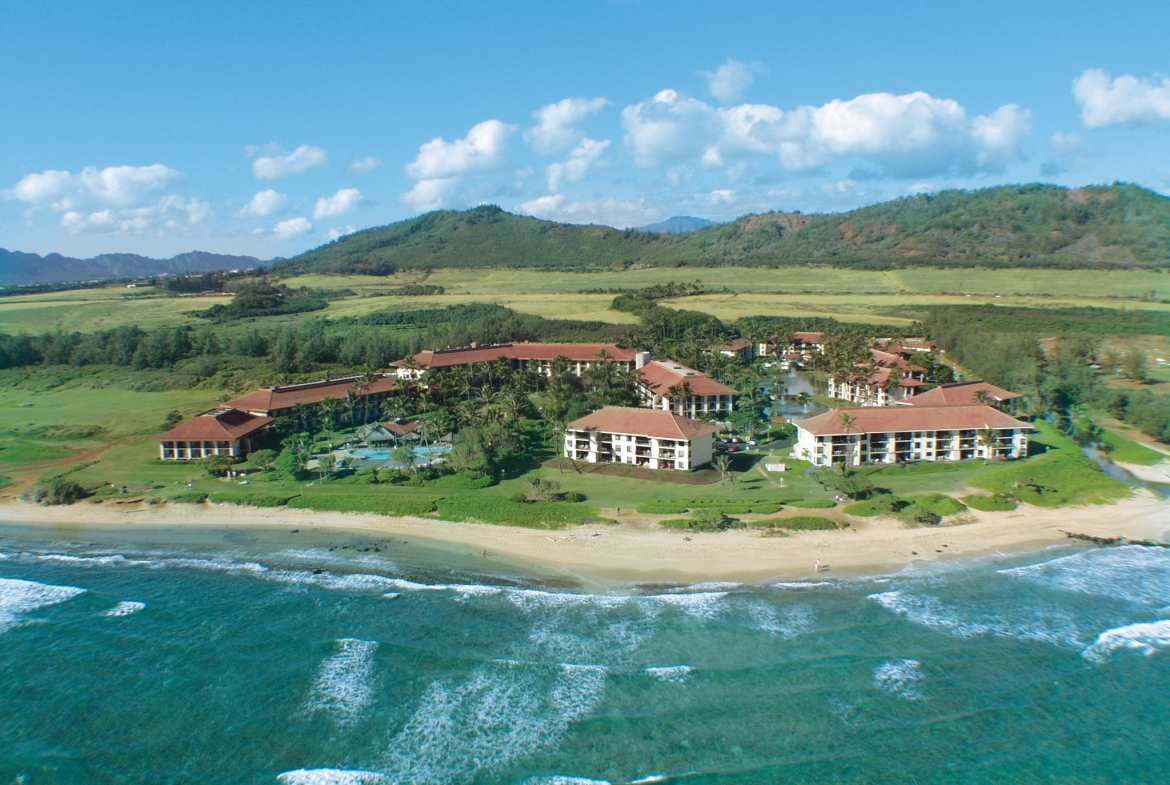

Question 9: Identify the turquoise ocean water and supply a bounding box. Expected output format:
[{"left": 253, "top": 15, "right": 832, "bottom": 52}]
[{"left": 1, "top": 521, "right": 1168, "bottom": 784}]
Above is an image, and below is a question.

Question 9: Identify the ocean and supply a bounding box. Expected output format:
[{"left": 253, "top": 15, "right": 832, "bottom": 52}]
[{"left": 0, "top": 521, "right": 1167, "bottom": 784}]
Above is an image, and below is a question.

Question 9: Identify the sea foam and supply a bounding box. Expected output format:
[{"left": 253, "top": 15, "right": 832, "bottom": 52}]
[
  {"left": 304, "top": 639, "right": 379, "bottom": 726},
  {"left": 101, "top": 601, "right": 145, "bottom": 618},
  {"left": 1081, "top": 619, "right": 1170, "bottom": 663},
  {"left": 645, "top": 665, "right": 693, "bottom": 684},
  {"left": 869, "top": 590, "right": 1085, "bottom": 649},
  {"left": 745, "top": 600, "right": 813, "bottom": 637},
  {"left": 0, "top": 577, "right": 86, "bottom": 632},
  {"left": 1002, "top": 546, "right": 1170, "bottom": 608},
  {"left": 873, "top": 659, "right": 925, "bottom": 700},
  {"left": 277, "top": 769, "right": 387, "bottom": 784}
]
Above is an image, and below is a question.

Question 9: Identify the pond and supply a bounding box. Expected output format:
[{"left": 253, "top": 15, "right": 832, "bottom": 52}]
[{"left": 764, "top": 372, "right": 830, "bottom": 421}]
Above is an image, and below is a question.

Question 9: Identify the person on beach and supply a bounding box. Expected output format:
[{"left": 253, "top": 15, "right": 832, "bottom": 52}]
[{"left": 814, "top": 559, "right": 820, "bottom": 573}]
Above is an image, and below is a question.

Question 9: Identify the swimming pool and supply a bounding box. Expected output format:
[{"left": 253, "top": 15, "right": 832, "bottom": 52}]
[{"left": 349, "top": 445, "right": 450, "bottom": 462}]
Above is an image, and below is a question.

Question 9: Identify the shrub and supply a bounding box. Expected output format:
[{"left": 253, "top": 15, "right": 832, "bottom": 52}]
[
  {"left": 754, "top": 516, "right": 839, "bottom": 531},
  {"left": 509, "top": 490, "right": 529, "bottom": 503},
  {"left": 201, "top": 454, "right": 242, "bottom": 477},
  {"left": 429, "top": 470, "right": 496, "bottom": 489},
  {"left": 790, "top": 498, "right": 836, "bottom": 509},
  {"left": 962, "top": 494, "right": 1019, "bottom": 512},
  {"left": 843, "top": 496, "right": 906, "bottom": 517},
  {"left": 286, "top": 494, "right": 440, "bottom": 516},
  {"left": 434, "top": 496, "right": 596, "bottom": 527},
  {"left": 748, "top": 501, "right": 784, "bottom": 515},
  {"left": 208, "top": 492, "right": 300, "bottom": 507},
  {"left": 23, "top": 479, "right": 89, "bottom": 505},
  {"left": 170, "top": 492, "right": 208, "bottom": 503},
  {"left": 659, "top": 509, "right": 744, "bottom": 532},
  {"left": 905, "top": 493, "right": 967, "bottom": 517},
  {"left": 637, "top": 500, "right": 692, "bottom": 515},
  {"left": 562, "top": 491, "right": 586, "bottom": 503},
  {"left": 900, "top": 504, "right": 941, "bottom": 526}
]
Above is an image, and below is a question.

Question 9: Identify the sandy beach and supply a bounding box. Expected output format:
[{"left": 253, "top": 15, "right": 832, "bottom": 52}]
[{"left": 2, "top": 492, "right": 1167, "bottom": 584}]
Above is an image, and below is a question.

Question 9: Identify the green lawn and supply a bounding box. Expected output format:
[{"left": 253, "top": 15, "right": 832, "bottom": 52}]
[{"left": 1099, "top": 428, "right": 1168, "bottom": 466}]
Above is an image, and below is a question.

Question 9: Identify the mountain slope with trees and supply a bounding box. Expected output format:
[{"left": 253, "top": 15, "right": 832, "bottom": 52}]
[
  {"left": 0, "top": 249, "right": 267, "bottom": 286},
  {"left": 275, "top": 183, "right": 1170, "bottom": 276}
]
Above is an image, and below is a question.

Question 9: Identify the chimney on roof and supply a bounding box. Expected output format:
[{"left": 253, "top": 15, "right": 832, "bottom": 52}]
[
  {"left": 470, "top": 342, "right": 478, "bottom": 348},
  {"left": 635, "top": 351, "right": 651, "bottom": 369}
]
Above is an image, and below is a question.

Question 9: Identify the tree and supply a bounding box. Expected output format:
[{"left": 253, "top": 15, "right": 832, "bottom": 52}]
[
  {"left": 391, "top": 444, "right": 415, "bottom": 474},
  {"left": 713, "top": 453, "right": 732, "bottom": 485},
  {"left": 317, "top": 453, "right": 336, "bottom": 481},
  {"left": 825, "top": 463, "right": 873, "bottom": 500},
  {"left": 246, "top": 448, "right": 277, "bottom": 470},
  {"left": 344, "top": 389, "right": 358, "bottom": 426},
  {"left": 525, "top": 477, "right": 561, "bottom": 501},
  {"left": 294, "top": 401, "right": 311, "bottom": 433},
  {"left": 837, "top": 410, "right": 858, "bottom": 466},
  {"left": 319, "top": 397, "right": 336, "bottom": 441},
  {"left": 973, "top": 388, "right": 990, "bottom": 405},
  {"left": 1122, "top": 350, "right": 1148, "bottom": 383},
  {"left": 976, "top": 426, "right": 997, "bottom": 464}
]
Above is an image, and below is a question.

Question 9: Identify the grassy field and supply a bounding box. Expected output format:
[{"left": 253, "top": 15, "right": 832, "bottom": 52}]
[{"left": 2, "top": 266, "right": 1170, "bottom": 335}]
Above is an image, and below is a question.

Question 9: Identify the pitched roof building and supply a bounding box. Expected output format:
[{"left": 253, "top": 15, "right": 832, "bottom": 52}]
[
  {"left": 393, "top": 342, "right": 647, "bottom": 380},
  {"left": 637, "top": 359, "right": 738, "bottom": 418},
  {"left": 793, "top": 404, "right": 1030, "bottom": 466},
  {"left": 564, "top": 406, "right": 719, "bottom": 470},
  {"left": 226, "top": 375, "right": 397, "bottom": 418},
  {"left": 154, "top": 408, "right": 272, "bottom": 461},
  {"left": 902, "top": 380, "right": 1021, "bottom": 407},
  {"left": 827, "top": 348, "right": 927, "bottom": 407}
]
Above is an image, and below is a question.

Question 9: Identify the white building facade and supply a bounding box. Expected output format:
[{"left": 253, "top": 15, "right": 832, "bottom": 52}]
[
  {"left": 563, "top": 407, "right": 718, "bottom": 471},
  {"left": 794, "top": 405, "right": 1030, "bottom": 467}
]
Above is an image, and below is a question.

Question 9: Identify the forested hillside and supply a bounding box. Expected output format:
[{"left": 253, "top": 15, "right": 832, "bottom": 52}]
[
  {"left": 0, "top": 249, "right": 266, "bottom": 286},
  {"left": 276, "top": 183, "right": 1170, "bottom": 276}
]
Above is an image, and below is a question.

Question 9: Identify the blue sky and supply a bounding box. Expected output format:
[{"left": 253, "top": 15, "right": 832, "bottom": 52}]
[{"left": 3, "top": 0, "right": 1170, "bottom": 259}]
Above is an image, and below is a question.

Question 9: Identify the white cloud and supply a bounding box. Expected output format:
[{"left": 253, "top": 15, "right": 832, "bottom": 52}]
[
  {"left": 348, "top": 156, "right": 381, "bottom": 173},
  {"left": 6, "top": 164, "right": 180, "bottom": 211},
  {"left": 525, "top": 97, "right": 610, "bottom": 155},
  {"left": 698, "top": 59, "right": 756, "bottom": 103},
  {"left": 235, "top": 189, "right": 286, "bottom": 218},
  {"left": 272, "top": 217, "right": 312, "bottom": 240},
  {"left": 545, "top": 138, "right": 611, "bottom": 192},
  {"left": 405, "top": 120, "right": 515, "bottom": 180},
  {"left": 1074, "top": 69, "right": 1170, "bottom": 128},
  {"left": 621, "top": 88, "right": 1030, "bottom": 177},
  {"left": 326, "top": 225, "right": 358, "bottom": 241},
  {"left": 251, "top": 144, "right": 328, "bottom": 179},
  {"left": 400, "top": 177, "right": 460, "bottom": 211},
  {"left": 3, "top": 164, "right": 210, "bottom": 236},
  {"left": 517, "top": 194, "right": 658, "bottom": 227},
  {"left": 313, "top": 188, "right": 365, "bottom": 220},
  {"left": 1050, "top": 131, "right": 1082, "bottom": 156}
]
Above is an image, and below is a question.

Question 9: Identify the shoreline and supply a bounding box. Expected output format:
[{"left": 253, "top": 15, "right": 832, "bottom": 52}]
[{"left": 0, "top": 494, "right": 1167, "bottom": 584}]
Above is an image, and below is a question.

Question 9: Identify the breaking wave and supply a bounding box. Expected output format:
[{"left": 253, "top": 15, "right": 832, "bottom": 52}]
[
  {"left": 304, "top": 639, "right": 379, "bottom": 726},
  {"left": 101, "top": 601, "right": 145, "bottom": 618},
  {"left": 1081, "top": 619, "right": 1170, "bottom": 663},
  {"left": 873, "top": 659, "right": 925, "bottom": 700},
  {"left": 0, "top": 577, "right": 86, "bottom": 633}
]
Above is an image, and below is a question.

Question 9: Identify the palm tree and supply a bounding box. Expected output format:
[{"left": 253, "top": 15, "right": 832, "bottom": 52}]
[
  {"left": 294, "top": 401, "right": 311, "bottom": 433},
  {"left": 319, "top": 397, "right": 336, "bottom": 442},
  {"left": 837, "top": 411, "right": 858, "bottom": 466},
  {"left": 714, "top": 453, "right": 732, "bottom": 485},
  {"left": 974, "top": 388, "right": 990, "bottom": 405},
  {"left": 668, "top": 381, "right": 694, "bottom": 416},
  {"left": 344, "top": 389, "right": 358, "bottom": 427},
  {"left": 976, "top": 425, "right": 997, "bottom": 464}
]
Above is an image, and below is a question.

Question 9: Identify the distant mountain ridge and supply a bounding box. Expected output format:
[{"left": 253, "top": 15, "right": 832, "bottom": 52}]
[
  {"left": 636, "top": 216, "right": 719, "bottom": 234},
  {"left": 274, "top": 183, "right": 1170, "bottom": 275},
  {"left": 0, "top": 249, "right": 267, "bottom": 286}
]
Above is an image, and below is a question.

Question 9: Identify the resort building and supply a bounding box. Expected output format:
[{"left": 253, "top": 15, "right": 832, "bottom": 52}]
[
  {"left": 392, "top": 342, "right": 648, "bottom": 382},
  {"left": 563, "top": 406, "right": 718, "bottom": 470},
  {"left": 155, "top": 408, "right": 272, "bottom": 461},
  {"left": 793, "top": 404, "right": 1030, "bottom": 467},
  {"left": 756, "top": 331, "right": 828, "bottom": 366},
  {"left": 827, "top": 348, "right": 927, "bottom": 407},
  {"left": 226, "top": 375, "right": 398, "bottom": 418},
  {"left": 637, "top": 360, "right": 738, "bottom": 418},
  {"left": 901, "top": 380, "right": 1021, "bottom": 408},
  {"left": 706, "top": 337, "right": 756, "bottom": 362}
]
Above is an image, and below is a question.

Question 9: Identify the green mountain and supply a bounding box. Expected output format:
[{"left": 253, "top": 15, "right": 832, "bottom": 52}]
[
  {"left": 275, "top": 183, "right": 1170, "bottom": 276},
  {"left": 0, "top": 249, "right": 267, "bottom": 287}
]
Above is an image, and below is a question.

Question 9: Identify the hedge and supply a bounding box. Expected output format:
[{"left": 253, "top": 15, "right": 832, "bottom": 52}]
[
  {"left": 962, "top": 494, "right": 1019, "bottom": 512},
  {"left": 286, "top": 494, "right": 440, "bottom": 516},
  {"left": 208, "top": 492, "right": 300, "bottom": 507},
  {"left": 637, "top": 500, "right": 692, "bottom": 515},
  {"left": 753, "top": 516, "right": 840, "bottom": 531},
  {"left": 638, "top": 498, "right": 790, "bottom": 515},
  {"left": 434, "top": 496, "right": 596, "bottom": 528},
  {"left": 169, "top": 492, "right": 209, "bottom": 504},
  {"left": 790, "top": 498, "right": 836, "bottom": 509},
  {"left": 842, "top": 496, "right": 905, "bottom": 517}
]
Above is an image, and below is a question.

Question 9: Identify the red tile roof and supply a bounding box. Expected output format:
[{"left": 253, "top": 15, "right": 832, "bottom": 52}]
[
  {"left": 707, "top": 337, "right": 752, "bottom": 352},
  {"left": 794, "top": 404, "right": 1029, "bottom": 436},
  {"left": 408, "top": 342, "right": 639, "bottom": 370},
  {"left": 793, "top": 331, "right": 825, "bottom": 344},
  {"left": 384, "top": 420, "right": 420, "bottom": 436},
  {"left": 566, "top": 406, "right": 720, "bottom": 441},
  {"left": 155, "top": 408, "right": 272, "bottom": 441},
  {"left": 906, "top": 381, "right": 1021, "bottom": 406},
  {"left": 226, "top": 375, "right": 396, "bottom": 415},
  {"left": 638, "top": 360, "right": 738, "bottom": 397}
]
